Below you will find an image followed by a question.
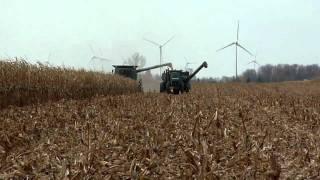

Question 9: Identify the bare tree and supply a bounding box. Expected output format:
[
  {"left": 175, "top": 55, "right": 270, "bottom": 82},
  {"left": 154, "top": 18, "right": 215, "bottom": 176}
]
[{"left": 124, "top": 52, "right": 146, "bottom": 68}]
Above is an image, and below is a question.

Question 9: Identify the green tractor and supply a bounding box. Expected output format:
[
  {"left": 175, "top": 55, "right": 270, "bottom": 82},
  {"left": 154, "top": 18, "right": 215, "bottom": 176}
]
[{"left": 160, "top": 61, "right": 208, "bottom": 94}]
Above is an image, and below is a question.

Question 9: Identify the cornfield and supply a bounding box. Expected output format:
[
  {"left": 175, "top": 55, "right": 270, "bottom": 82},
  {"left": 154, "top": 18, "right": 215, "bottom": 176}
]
[
  {"left": 0, "top": 59, "right": 140, "bottom": 109},
  {"left": 1, "top": 80, "right": 320, "bottom": 179}
]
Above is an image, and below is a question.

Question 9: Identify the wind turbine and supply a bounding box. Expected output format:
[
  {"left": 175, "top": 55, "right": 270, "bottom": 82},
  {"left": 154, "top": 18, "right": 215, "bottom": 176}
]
[
  {"left": 247, "top": 55, "right": 260, "bottom": 71},
  {"left": 90, "top": 56, "right": 112, "bottom": 72},
  {"left": 185, "top": 62, "right": 194, "bottom": 70},
  {"left": 184, "top": 57, "right": 195, "bottom": 72},
  {"left": 143, "top": 36, "right": 175, "bottom": 75},
  {"left": 217, "top": 21, "right": 253, "bottom": 80},
  {"left": 88, "top": 44, "right": 112, "bottom": 72}
]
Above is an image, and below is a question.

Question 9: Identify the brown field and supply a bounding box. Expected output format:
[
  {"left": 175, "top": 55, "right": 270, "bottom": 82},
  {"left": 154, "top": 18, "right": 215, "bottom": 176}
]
[
  {"left": 1, "top": 81, "right": 320, "bottom": 179},
  {"left": 0, "top": 60, "right": 140, "bottom": 109}
]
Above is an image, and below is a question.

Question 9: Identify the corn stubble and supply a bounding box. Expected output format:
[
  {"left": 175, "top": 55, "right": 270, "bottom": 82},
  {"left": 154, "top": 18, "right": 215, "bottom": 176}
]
[
  {"left": 0, "top": 59, "right": 140, "bottom": 109},
  {"left": 1, "top": 79, "right": 320, "bottom": 179}
]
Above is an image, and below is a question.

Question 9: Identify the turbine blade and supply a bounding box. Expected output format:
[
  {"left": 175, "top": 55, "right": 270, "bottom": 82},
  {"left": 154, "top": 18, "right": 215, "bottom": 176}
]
[
  {"left": 88, "top": 44, "right": 95, "bottom": 54},
  {"left": 237, "top": 43, "right": 253, "bottom": 56},
  {"left": 237, "top": 20, "right": 240, "bottom": 42},
  {"left": 247, "top": 61, "right": 254, "bottom": 65},
  {"left": 162, "top": 36, "right": 175, "bottom": 47},
  {"left": 91, "top": 56, "right": 112, "bottom": 62},
  {"left": 143, "top": 38, "right": 161, "bottom": 46},
  {"left": 216, "top": 42, "right": 236, "bottom": 52},
  {"left": 100, "top": 58, "right": 112, "bottom": 62}
]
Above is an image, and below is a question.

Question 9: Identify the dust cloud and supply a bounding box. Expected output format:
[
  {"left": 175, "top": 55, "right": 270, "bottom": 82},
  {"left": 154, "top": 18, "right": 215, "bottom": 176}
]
[{"left": 141, "top": 78, "right": 161, "bottom": 92}]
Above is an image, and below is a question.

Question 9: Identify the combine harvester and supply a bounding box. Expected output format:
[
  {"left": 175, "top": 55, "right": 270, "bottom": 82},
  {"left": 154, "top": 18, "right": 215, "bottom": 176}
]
[
  {"left": 112, "top": 63, "right": 172, "bottom": 89},
  {"left": 160, "top": 61, "right": 208, "bottom": 94}
]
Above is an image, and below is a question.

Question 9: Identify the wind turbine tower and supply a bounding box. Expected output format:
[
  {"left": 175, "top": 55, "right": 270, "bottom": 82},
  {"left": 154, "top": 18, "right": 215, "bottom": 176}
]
[{"left": 217, "top": 21, "right": 253, "bottom": 80}]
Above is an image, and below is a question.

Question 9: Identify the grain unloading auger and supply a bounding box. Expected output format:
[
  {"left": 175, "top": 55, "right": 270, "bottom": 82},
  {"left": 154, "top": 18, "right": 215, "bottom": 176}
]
[{"left": 160, "top": 61, "right": 208, "bottom": 94}]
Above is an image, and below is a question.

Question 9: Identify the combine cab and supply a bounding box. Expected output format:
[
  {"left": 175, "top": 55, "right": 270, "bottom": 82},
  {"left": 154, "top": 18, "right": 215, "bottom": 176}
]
[{"left": 160, "top": 61, "right": 208, "bottom": 94}]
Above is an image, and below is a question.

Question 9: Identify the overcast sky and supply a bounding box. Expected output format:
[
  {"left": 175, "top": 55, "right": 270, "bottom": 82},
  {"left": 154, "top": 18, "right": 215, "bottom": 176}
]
[{"left": 0, "top": 0, "right": 319, "bottom": 77}]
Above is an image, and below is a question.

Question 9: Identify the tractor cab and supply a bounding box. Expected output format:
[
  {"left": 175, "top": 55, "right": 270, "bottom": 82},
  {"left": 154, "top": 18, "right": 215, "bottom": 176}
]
[{"left": 162, "top": 70, "right": 189, "bottom": 82}]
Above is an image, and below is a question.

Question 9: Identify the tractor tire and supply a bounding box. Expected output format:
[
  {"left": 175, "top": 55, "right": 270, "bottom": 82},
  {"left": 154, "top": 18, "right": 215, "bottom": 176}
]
[
  {"left": 185, "top": 82, "right": 191, "bottom": 93},
  {"left": 179, "top": 81, "right": 185, "bottom": 94},
  {"left": 160, "top": 82, "right": 165, "bottom": 93},
  {"left": 166, "top": 82, "right": 172, "bottom": 94},
  {"left": 173, "top": 89, "right": 180, "bottom": 94},
  {"left": 138, "top": 80, "right": 143, "bottom": 92}
]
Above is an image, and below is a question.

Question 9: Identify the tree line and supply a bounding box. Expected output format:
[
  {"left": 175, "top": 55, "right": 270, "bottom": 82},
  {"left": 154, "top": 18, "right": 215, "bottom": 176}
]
[
  {"left": 199, "top": 64, "right": 320, "bottom": 83},
  {"left": 242, "top": 64, "right": 320, "bottom": 82}
]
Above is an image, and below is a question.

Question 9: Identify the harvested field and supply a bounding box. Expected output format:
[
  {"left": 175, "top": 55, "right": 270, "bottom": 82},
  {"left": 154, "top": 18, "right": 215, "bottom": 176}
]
[
  {"left": 0, "top": 59, "right": 140, "bottom": 109},
  {"left": 1, "top": 81, "right": 320, "bottom": 179}
]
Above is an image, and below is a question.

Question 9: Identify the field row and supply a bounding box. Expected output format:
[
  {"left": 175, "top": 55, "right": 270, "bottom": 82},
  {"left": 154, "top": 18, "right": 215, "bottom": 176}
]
[{"left": 0, "top": 81, "right": 320, "bottom": 179}]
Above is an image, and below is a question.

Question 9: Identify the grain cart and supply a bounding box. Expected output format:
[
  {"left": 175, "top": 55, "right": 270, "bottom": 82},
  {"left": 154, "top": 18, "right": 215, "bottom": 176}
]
[{"left": 160, "top": 61, "right": 208, "bottom": 94}]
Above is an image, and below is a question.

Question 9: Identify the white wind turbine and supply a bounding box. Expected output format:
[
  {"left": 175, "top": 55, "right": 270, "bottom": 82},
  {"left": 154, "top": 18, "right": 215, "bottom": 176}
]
[
  {"left": 217, "top": 21, "right": 253, "bottom": 79},
  {"left": 247, "top": 52, "right": 260, "bottom": 71},
  {"left": 143, "top": 36, "right": 174, "bottom": 75},
  {"left": 88, "top": 44, "right": 112, "bottom": 72}
]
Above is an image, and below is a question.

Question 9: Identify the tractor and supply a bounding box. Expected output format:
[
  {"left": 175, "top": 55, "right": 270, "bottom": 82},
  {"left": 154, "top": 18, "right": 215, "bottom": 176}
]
[{"left": 160, "top": 61, "right": 208, "bottom": 94}]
